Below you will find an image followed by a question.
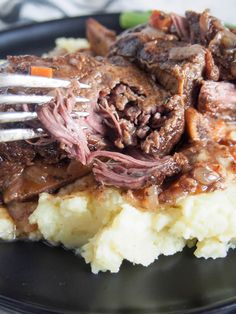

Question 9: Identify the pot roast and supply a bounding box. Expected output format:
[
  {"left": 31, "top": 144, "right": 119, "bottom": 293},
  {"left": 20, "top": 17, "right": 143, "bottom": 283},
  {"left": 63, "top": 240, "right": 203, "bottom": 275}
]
[{"left": 0, "top": 9, "right": 236, "bottom": 234}]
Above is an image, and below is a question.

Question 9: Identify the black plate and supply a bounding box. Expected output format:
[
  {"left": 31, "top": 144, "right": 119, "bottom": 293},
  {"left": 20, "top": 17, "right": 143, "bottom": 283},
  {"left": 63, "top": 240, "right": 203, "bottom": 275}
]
[{"left": 0, "top": 13, "right": 236, "bottom": 314}]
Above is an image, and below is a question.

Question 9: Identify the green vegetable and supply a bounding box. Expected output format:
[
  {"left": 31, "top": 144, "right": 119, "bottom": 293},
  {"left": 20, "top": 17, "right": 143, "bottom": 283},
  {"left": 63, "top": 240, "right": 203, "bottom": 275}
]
[
  {"left": 120, "top": 11, "right": 236, "bottom": 32},
  {"left": 120, "top": 11, "right": 151, "bottom": 29},
  {"left": 225, "top": 23, "right": 236, "bottom": 29}
]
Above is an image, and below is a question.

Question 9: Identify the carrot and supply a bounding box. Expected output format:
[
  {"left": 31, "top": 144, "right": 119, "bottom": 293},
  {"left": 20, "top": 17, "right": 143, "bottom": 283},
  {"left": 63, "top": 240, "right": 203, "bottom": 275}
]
[
  {"left": 30, "top": 66, "right": 53, "bottom": 78},
  {"left": 150, "top": 10, "right": 172, "bottom": 31}
]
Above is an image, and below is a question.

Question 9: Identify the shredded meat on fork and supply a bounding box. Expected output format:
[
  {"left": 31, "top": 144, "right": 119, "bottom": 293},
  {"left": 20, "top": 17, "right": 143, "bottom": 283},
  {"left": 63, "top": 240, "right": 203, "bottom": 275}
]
[{"left": 37, "top": 82, "right": 90, "bottom": 165}]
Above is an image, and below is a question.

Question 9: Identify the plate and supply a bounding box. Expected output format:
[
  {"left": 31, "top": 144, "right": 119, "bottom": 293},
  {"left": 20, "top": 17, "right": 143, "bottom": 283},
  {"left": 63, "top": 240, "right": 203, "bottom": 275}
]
[{"left": 0, "top": 13, "right": 236, "bottom": 314}]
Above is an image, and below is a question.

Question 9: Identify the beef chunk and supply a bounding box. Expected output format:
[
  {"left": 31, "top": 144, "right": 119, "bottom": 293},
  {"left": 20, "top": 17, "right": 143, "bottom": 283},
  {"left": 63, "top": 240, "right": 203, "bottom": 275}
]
[
  {"left": 159, "top": 142, "right": 233, "bottom": 204},
  {"left": 198, "top": 81, "right": 236, "bottom": 121},
  {"left": 110, "top": 24, "right": 206, "bottom": 106},
  {"left": 204, "top": 49, "right": 220, "bottom": 81},
  {"left": 0, "top": 141, "right": 35, "bottom": 164},
  {"left": 185, "top": 107, "right": 227, "bottom": 143},
  {"left": 34, "top": 142, "right": 67, "bottom": 163},
  {"left": 186, "top": 10, "right": 236, "bottom": 80},
  {"left": 86, "top": 18, "right": 116, "bottom": 56},
  {"left": 137, "top": 41, "right": 206, "bottom": 106},
  {"left": 3, "top": 160, "right": 90, "bottom": 203},
  {"left": 0, "top": 142, "right": 35, "bottom": 191},
  {"left": 33, "top": 52, "right": 184, "bottom": 160}
]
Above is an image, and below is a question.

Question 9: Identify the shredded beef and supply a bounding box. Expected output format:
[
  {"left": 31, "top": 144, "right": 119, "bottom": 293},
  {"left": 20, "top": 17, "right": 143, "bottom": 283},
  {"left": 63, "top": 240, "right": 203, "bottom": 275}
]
[
  {"left": 170, "top": 13, "right": 189, "bottom": 40},
  {"left": 88, "top": 150, "right": 188, "bottom": 189},
  {"left": 37, "top": 84, "right": 90, "bottom": 165}
]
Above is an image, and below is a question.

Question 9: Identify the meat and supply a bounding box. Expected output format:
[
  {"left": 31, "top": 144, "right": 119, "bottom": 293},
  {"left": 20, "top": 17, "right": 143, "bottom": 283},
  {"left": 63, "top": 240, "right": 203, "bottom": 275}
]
[
  {"left": 170, "top": 13, "right": 189, "bottom": 40},
  {"left": 2, "top": 52, "right": 186, "bottom": 193},
  {"left": 86, "top": 18, "right": 116, "bottom": 56},
  {"left": 109, "top": 23, "right": 178, "bottom": 59},
  {"left": 0, "top": 55, "right": 99, "bottom": 203},
  {"left": 139, "top": 41, "right": 206, "bottom": 106},
  {"left": 0, "top": 142, "right": 35, "bottom": 190},
  {"left": 185, "top": 107, "right": 227, "bottom": 143},
  {"left": 7, "top": 201, "right": 38, "bottom": 234},
  {"left": 204, "top": 50, "right": 219, "bottom": 81},
  {"left": 28, "top": 53, "right": 184, "bottom": 159},
  {"left": 88, "top": 150, "right": 187, "bottom": 189},
  {"left": 37, "top": 84, "right": 90, "bottom": 165},
  {"left": 0, "top": 135, "right": 71, "bottom": 201},
  {"left": 0, "top": 141, "right": 35, "bottom": 165},
  {"left": 148, "top": 10, "right": 189, "bottom": 40},
  {"left": 111, "top": 9, "right": 236, "bottom": 95},
  {"left": 35, "top": 53, "right": 186, "bottom": 188},
  {"left": 5, "top": 54, "right": 98, "bottom": 79},
  {"left": 159, "top": 141, "right": 234, "bottom": 204},
  {"left": 140, "top": 95, "right": 184, "bottom": 155},
  {"left": 34, "top": 142, "right": 67, "bottom": 164},
  {"left": 185, "top": 11, "right": 203, "bottom": 44},
  {"left": 3, "top": 160, "right": 90, "bottom": 204},
  {"left": 198, "top": 81, "right": 236, "bottom": 121},
  {"left": 186, "top": 10, "right": 236, "bottom": 80},
  {"left": 2, "top": 9, "right": 235, "bottom": 212},
  {"left": 110, "top": 23, "right": 207, "bottom": 106}
]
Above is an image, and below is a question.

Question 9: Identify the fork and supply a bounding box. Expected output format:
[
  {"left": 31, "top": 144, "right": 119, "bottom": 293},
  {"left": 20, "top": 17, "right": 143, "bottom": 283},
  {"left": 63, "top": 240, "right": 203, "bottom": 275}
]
[{"left": 0, "top": 74, "right": 90, "bottom": 142}]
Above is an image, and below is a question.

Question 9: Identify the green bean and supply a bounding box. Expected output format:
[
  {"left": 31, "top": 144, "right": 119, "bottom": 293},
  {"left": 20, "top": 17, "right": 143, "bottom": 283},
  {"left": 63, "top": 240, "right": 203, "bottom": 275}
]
[
  {"left": 225, "top": 23, "right": 236, "bottom": 29},
  {"left": 119, "top": 11, "right": 151, "bottom": 29}
]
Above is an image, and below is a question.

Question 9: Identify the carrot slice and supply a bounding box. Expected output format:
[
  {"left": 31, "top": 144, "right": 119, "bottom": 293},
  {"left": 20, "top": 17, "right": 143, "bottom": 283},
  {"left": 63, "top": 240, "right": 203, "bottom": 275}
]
[{"left": 30, "top": 66, "right": 53, "bottom": 78}]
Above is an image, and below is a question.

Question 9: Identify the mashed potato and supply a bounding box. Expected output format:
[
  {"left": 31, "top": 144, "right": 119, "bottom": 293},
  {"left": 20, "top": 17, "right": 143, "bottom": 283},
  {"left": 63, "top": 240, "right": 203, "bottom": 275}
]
[
  {"left": 0, "top": 206, "right": 16, "bottom": 240},
  {"left": 44, "top": 37, "right": 90, "bottom": 56},
  {"left": 29, "top": 176, "right": 236, "bottom": 273},
  {"left": 55, "top": 37, "right": 90, "bottom": 53}
]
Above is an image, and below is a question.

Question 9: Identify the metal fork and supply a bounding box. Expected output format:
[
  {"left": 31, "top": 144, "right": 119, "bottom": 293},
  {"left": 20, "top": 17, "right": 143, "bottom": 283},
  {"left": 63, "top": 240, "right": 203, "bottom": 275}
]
[{"left": 0, "top": 74, "right": 90, "bottom": 142}]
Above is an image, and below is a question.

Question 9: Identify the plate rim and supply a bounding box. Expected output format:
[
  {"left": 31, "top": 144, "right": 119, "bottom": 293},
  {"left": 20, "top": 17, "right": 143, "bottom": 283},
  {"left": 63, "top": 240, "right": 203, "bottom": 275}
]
[
  {"left": 0, "top": 12, "right": 121, "bottom": 36},
  {"left": 1, "top": 293, "right": 236, "bottom": 314}
]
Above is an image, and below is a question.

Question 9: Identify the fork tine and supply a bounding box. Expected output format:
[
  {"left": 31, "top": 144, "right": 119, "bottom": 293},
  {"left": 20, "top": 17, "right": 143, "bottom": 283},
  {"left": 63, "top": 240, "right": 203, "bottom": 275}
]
[
  {"left": 0, "top": 110, "right": 89, "bottom": 123},
  {"left": 0, "top": 126, "right": 88, "bottom": 142},
  {"left": 0, "top": 72, "right": 91, "bottom": 142},
  {"left": 0, "top": 94, "right": 89, "bottom": 104},
  {"left": 0, "top": 128, "right": 46, "bottom": 142},
  {"left": 0, "top": 74, "right": 90, "bottom": 89},
  {"left": 0, "top": 112, "right": 37, "bottom": 123}
]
